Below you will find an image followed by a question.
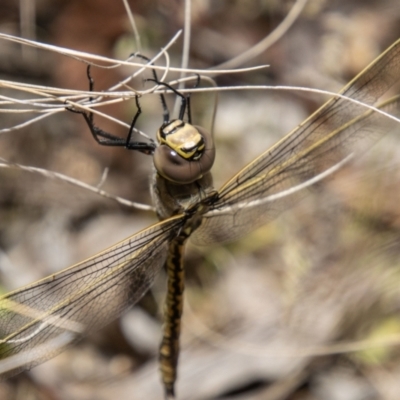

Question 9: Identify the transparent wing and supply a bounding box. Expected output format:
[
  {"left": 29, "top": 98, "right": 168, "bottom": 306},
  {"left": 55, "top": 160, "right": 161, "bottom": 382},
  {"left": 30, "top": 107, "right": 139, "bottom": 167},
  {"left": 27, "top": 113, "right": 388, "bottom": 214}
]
[
  {"left": 0, "top": 216, "right": 183, "bottom": 376},
  {"left": 192, "top": 39, "right": 400, "bottom": 245}
]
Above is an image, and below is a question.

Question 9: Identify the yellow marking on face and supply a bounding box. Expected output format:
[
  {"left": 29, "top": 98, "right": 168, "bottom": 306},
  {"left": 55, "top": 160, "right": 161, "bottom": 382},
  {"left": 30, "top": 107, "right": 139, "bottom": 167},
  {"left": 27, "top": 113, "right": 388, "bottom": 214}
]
[{"left": 158, "top": 121, "right": 205, "bottom": 160}]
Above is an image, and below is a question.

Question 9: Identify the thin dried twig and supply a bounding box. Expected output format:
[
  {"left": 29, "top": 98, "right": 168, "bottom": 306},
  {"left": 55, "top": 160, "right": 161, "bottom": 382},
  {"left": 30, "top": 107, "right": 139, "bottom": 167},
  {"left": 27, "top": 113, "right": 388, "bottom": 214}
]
[{"left": 0, "top": 158, "right": 154, "bottom": 212}]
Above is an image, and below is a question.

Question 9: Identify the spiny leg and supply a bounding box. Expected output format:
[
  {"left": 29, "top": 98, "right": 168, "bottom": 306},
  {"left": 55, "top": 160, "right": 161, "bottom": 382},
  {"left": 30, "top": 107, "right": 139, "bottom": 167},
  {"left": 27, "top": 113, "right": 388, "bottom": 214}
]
[
  {"left": 67, "top": 65, "right": 155, "bottom": 154},
  {"left": 147, "top": 74, "right": 200, "bottom": 123},
  {"left": 132, "top": 53, "right": 201, "bottom": 124},
  {"left": 185, "top": 74, "right": 200, "bottom": 124},
  {"left": 146, "top": 79, "right": 187, "bottom": 123},
  {"left": 132, "top": 53, "right": 170, "bottom": 123}
]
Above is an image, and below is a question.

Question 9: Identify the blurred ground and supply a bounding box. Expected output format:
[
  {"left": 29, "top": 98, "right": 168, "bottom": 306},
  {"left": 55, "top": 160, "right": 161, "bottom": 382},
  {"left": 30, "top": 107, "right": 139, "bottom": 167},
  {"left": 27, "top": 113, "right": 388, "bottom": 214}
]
[{"left": 0, "top": 0, "right": 400, "bottom": 399}]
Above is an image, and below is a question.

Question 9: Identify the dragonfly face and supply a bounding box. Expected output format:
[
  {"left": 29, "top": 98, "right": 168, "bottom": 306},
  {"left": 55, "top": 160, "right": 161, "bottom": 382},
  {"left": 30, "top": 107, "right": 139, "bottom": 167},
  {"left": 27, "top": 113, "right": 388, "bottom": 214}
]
[
  {"left": 0, "top": 39, "right": 399, "bottom": 400},
  {"left": 157, "top": 120, "right": 205, "bottom": 161},
  {"left": 154, "top": 120, "right": 216, "bottom": 185}
]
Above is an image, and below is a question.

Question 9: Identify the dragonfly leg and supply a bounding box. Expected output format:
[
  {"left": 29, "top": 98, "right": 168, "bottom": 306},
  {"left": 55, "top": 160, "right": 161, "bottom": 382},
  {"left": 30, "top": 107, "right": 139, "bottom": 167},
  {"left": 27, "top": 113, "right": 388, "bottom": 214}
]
[
  {"left": 132, "top": 53, "right": 170, "bottom": 123},
  {"left": 67, "top": 65, "right": 156, "bottom": 154}
]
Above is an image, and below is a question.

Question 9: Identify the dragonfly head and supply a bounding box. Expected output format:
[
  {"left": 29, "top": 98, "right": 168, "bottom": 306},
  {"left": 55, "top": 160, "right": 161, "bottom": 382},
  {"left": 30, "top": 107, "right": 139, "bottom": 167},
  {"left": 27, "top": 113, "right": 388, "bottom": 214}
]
[{"left": 154, "top": 120, "right": 215, "bottom": 184}]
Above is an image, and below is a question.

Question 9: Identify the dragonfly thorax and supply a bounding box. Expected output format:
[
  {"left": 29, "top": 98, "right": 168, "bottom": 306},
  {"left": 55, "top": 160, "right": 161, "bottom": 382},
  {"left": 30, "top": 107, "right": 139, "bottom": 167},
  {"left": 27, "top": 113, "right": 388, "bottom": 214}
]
[{"left": 153, "top": 120, "right": 215, "bottom": 184}]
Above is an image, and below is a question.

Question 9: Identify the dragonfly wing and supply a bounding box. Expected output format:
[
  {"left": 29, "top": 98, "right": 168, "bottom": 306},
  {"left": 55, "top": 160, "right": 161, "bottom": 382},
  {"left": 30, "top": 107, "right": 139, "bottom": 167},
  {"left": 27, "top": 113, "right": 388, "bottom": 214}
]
[
  {"left": 0, "top": 216, "right": 183, "bottom": 376},
  {"left": 192, "top": 38, "right": 400, "bottom": 245}
]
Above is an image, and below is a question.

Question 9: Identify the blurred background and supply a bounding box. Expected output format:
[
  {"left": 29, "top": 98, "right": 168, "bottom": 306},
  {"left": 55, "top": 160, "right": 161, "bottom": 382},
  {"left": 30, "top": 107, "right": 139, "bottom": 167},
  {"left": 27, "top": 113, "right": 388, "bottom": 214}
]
[{"left": 0, "top": 0, "right": 400, "bottom": 399}]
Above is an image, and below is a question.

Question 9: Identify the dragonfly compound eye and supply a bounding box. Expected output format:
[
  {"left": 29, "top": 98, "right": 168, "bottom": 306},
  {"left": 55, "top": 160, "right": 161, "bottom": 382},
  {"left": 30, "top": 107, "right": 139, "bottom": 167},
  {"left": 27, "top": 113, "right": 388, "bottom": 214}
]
[{"left": 154, "top": 121, "right": 215, "bottom": 184}]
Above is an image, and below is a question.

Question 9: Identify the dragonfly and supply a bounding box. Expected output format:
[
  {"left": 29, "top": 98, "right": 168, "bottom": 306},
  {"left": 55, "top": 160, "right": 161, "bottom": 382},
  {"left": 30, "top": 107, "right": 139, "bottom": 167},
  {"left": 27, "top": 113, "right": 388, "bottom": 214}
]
[{"left": 0, "top": 39, "right": 399, "bottom": 400}]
